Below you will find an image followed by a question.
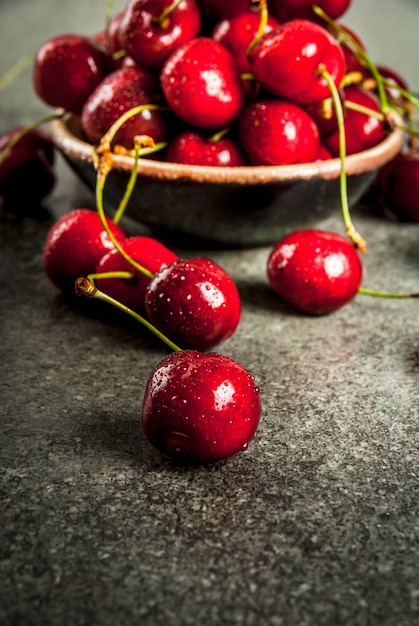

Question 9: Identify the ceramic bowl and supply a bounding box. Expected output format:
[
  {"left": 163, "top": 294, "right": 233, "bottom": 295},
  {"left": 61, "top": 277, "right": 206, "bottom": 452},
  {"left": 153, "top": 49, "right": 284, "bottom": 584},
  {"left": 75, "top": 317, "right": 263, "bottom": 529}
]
[{"left": 50, "top": 113, "right": 404, "bottom": 247}]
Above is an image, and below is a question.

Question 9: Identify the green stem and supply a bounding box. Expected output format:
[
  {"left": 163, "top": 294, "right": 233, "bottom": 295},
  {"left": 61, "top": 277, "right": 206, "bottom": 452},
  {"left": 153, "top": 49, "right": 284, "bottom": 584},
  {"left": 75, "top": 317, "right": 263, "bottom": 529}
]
[
  {"left": 319, "top": 67, "right": 366, "bottom": 252},
  {"left": 95, "top": 162, "right": 155, "bottom": 280},
  {"left": 0, "top": 110, "right": 64, "bottom": 166},
  {"left": 88, "top": 271, "right": 135, "bottom": 281},
  {"left": 0, "top": 53, "right": 34, "bottom": 92},
  {"left": 312, "top": 4, "right": 390, "bottom": 115},
  {"left": 246, "top": 0, "right": 269, "bottom": 57},
  {"left": 359, "top": 287, "right": 419, "bottom": 298},
  {"left": 157, "top": 0, "right": 183, "bottom": 26},
  {"left": 75, "top": 277, "right": 182, "bottom": 351},
  {"left": 112, "top": 143, "right": 141, "bottom": 224}
]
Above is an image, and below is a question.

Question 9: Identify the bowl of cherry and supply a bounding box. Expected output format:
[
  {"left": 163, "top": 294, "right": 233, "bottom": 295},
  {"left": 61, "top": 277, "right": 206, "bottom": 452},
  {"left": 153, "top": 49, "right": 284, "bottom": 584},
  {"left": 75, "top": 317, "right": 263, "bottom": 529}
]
[{"left": 45, "top": 0, "right": 406, "bottom": 247}]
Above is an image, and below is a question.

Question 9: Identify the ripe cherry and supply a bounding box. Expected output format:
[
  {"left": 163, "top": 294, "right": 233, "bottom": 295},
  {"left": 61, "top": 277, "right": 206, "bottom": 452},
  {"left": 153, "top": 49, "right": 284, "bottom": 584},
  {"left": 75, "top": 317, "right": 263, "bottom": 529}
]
[
  {"left": 0, "top": 126, "right": 55, "bottom": 206},
  {"left": 119, "top": 0, "right": 202, "bottom": 70},
  {"left": 375, "top": 149, "right": 419, "bottom": 222},
  {"left": 268, "top": 0, "right": 352, "bottom": 23},
  {"left": 323, "top": 85, "right": 388, "bottom": 156},
  {"left": 211, "top": 8, "right": 280, "bottom": 75},
  {"left": 160, "top": 37, "right": 244, "bottom": 129},
  {"left": 43, "top": 208, "right": 126, "bottom": 291},
  {"left": 145, "top": 257, "right": 241, "bottom": 351},
  {"left": 141, "top": 349, "right": 261, "bottom": 464},
  {"left": 248, "top": 19, "right": 346, "bottom": 106},
  {"left": 33, "top": 34, "right": 112, "bottom": 114},
  {"left": 237, "top": 99, "right": 320, "bottom": 165},
  {"left": 94, "top": 235, "right": 179, "bottom": 311},
  {"left": 80, "top": 66, "right": 167, "bottom": 148},
  {"left": 267, "top": 229, "right": 363, "bottom": 315},
  {"left": 165, "top": 130, "right": 246, "bottom": 166}
]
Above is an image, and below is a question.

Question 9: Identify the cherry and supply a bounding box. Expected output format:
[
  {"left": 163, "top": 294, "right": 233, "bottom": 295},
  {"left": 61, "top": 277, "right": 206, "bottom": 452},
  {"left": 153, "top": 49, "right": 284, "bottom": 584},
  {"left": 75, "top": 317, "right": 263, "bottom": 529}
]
[
  {"left": 43, "top": 208, "right": 126, "bottom": 291},
  {"left": 268, "top": 0, "right": 352, "bottom": 23},
  {"left": 144, "top": 257, "right": 241, "bottom": 351},
  {"left": 33, "top": 33, "right": 112, "bottom": 115},
  {"left": 94, "top": 235, "right": 179, "bottom": 311},
  {"left": 165, "top": 130, "right": 247, "bottom": 166},
  {"left": 141, "top": 349, "right": 261, "bottom": 464},
  {"left": 267, "top": 229, "right": 363, "bottom": 315},
  {"left": 119, "top": 0, "right": 202, "bottom": 71},
  {"left": 248, "top": 19, "right": 346, "bottom": 106},
  {"left": 323, "top": 85, "right": 388, "bottom": 156},
  {"left": 237, "top": 98, "right": 320, "bottom": 165},
  {"left": 375, "top": 149, "right": 419, "bottom": 222},
  {"left": 0, "top": 126, "right": 55, "bottom": 206},
  {"left": 211, "top": 8, "right": 280, "bottom": 75},
  {"left": 80, "top": 66, "right": 167, "bottom": 148},
  {"left": 196, "top": 0, "right": 252, "bottom": 20},
  {"left": 160, "top": 37, "right": 245, "bottom": 129}
]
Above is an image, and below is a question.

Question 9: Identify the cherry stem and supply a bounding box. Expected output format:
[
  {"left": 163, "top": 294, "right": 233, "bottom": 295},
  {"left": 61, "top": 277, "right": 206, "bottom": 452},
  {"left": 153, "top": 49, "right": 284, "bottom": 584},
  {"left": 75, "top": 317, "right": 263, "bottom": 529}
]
[
  {"left": 0, "top": 53, "right": 34, "bottom": 93},
  {"left": 312, "top": 5, "right": 391, "bottom": 115},
  {"left": 112, "top": 142, "right": 141, "bottom": 224},
  {"left": 95, "top": 149, "right": 155, "bottom": 280},
  {"left": 156, "top": 0, "right": 183, "bottom": 27},
  {"left": 75, "top": 277, "right": 182, "bottom": 352},
  {"left": 246, "top": 0, "right": 269, "bottom": 57},
  {"left": 0, "top": 110, "right": 65, "bottom": 166},
  {"left": 359, "top": 287, "right": 419, "bottom": 298},
  {"left": 88, "top": 271, "right": 135, "bottom": 281},
  {"left": 209, "top": 127, "right": 230, "bottom": 142},
  {"left": 319, "top": 66, "right": 367, "bottom": 253}
]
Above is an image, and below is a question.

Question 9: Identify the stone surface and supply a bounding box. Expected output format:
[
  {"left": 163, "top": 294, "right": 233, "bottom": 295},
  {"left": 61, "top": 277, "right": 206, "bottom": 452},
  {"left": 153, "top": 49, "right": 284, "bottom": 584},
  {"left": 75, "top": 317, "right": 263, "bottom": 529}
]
[{"left": 1, "top": 1, "right": 418, "bottom": 625}]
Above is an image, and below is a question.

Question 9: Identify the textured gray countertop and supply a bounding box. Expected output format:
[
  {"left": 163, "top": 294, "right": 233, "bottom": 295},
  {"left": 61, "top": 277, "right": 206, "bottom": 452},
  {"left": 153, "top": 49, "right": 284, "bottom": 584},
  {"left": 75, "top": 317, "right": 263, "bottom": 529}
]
[{"left": 1, "top": 1, "right": 418, "bottom": 625}]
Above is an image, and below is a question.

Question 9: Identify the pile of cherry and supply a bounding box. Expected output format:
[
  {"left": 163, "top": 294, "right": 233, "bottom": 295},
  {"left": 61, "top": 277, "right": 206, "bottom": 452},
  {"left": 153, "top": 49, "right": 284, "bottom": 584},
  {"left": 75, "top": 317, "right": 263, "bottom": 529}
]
[{"left": 1, "top": 0, "right": 419, "bottom": 464}]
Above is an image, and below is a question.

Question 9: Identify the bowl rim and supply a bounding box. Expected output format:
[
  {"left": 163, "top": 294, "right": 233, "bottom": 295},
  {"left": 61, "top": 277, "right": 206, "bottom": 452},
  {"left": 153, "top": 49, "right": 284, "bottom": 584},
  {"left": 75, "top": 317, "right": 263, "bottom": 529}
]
[{"left": 50, "top": 110, "right": 405, "bottom": 185}]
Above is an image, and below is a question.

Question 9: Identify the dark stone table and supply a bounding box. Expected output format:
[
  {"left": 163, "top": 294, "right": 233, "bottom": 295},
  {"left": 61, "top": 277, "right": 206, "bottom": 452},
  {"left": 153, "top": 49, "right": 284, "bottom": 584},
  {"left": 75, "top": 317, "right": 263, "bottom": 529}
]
[{"left": 1, "top": 1, "right": 418, "bottom": 624}]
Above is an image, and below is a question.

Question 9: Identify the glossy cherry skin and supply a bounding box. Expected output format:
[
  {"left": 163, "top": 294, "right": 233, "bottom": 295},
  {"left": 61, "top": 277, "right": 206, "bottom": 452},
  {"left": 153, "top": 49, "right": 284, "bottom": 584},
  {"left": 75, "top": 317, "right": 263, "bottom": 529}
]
[
  {"left": 33, "top": 34, "right": 112, "bottom": 114},
  {"left": 81, "top": 66, "right": 167, "bottom": 148},
  {"left": 268, "top": 0, "right": 352, "bottom": 22},
  {"left": 267, "top": 229, "right": 363, "bottom": 315},
  {"left": 324, "top": 85, "right": 388, "bottom": 156},
  {"left": 0, "top": 126, "right": 55, "bottom": 205},
  {"left": 119, "top": 0, "right": 202, "bottom": 70},
  {"left": 376, "top": 150, "right": 419, "bottom": 222},
  {"left": 211, "top": 9, "right": 280, "bottom": 74},
  {"left": 145, "top": 257, "right": 241, "bottom": 351},
  {"left": 160, "top": 37, "right": 244, "bottom": 129},
  {"left": 248, "top": 19, "right": 346, "bottom": 106},
  {"left": 165, "top": 130, "right": 247, "bottom": 166},
  {"left": 141, "top": 349, "right": 261, "bottom": 464},
  {"left": 237, "top": 99, "right": 320, "bottom": 165},
  {"left": 43, "top": 208, "right": 126, "bottom": 291},
  {"left": 94, "top": 236, "right": 179, "bottom": 311}
]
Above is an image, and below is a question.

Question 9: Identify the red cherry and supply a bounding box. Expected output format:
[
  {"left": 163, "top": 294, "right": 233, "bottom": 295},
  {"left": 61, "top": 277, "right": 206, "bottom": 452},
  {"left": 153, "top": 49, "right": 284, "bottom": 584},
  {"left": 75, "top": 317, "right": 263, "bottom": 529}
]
[
  {"left": 267, "top": 229, "right": 363, "bottom": 315},
  {"left": 145, "top": 257, "right": 241, "bottom": 351},
  {"left": 33, "top": 34, "right": 112, "bottom": 114},
  {"left": 248, "top": 19, "right": 346, "bottom": 106},
  {"left": 165, "top": 130, "right": 247, "bottom": 166},
  {"left": 211, "top": 9, "right": 280, "bottom": 75},
  {"left": 119, "top": 0, "right": 202, "bottom": 70},
  {"left": 141, "top": 349, "right": 261, "bottom": 464},
  {"left": 237, "top": 99, "right": 320, "bottom": 165},
  {"left": 268, "top": 0, "right": 352, "bottom": 22},
  {"left": 0, "top": 126, "right": 55, "bottom": 205},
  {"left": 196, "top": 0, "right": 252, "bottom": 20},
  {"left": 324, "top": 85, "right": 388, "bottom": 156},
  {"left": 80, "top": 66, "right": 167, "bottom": 148},
  {"left": 94, "top": 236, "right": 179, "bottom": 311},
  {"left": 43, "top": 208, "right": 126, "bottom": 291},
  {"left": 160, "top": 37, "right": 244, "bottom": 129},
  {"left": 375, "top": 149, "right": 419, "bottom": 222}
]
